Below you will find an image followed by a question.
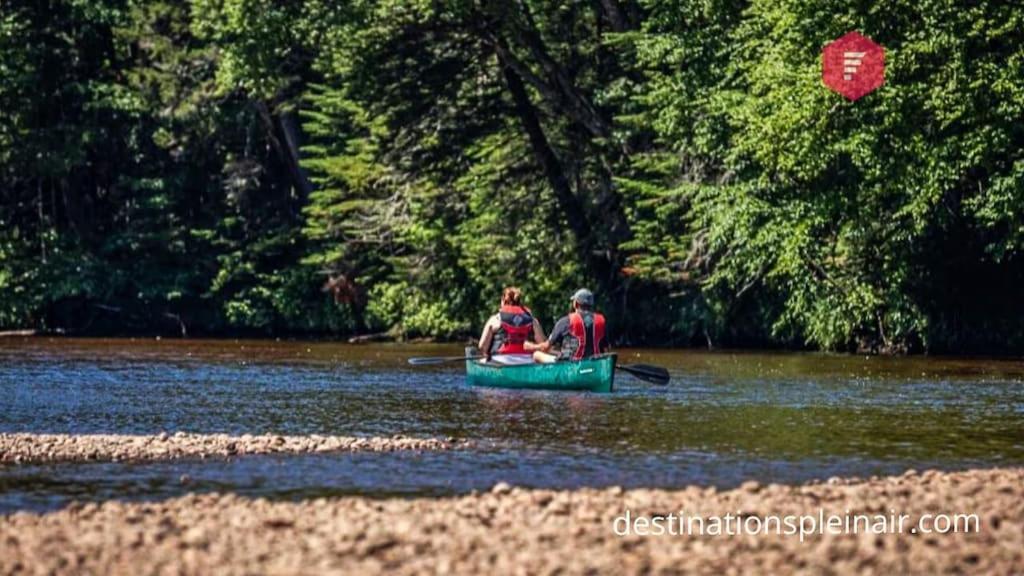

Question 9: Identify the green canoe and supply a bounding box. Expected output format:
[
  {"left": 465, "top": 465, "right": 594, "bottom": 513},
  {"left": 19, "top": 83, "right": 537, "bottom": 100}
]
[{"left": 465, "top": 349, "right": 616, "bottom": 393}]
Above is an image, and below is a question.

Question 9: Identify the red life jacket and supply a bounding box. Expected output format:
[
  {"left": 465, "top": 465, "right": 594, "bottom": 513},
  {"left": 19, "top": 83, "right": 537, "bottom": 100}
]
[
  {"left": 568, "top": 311, "right": 606, "bottom": 360},
  {"left": 493, "top": 305, "right": 534, "bottom": 354}
]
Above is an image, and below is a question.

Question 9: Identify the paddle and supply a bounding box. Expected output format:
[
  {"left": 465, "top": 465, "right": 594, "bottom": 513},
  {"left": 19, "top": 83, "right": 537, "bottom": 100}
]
[
  {"left": 410, "top": 354, "right": 670, "bottom": 386},
  {"left": 408, "top": 355, "right": 478, "bottom": 365},
  {"left": 616, "top": 363, "right": 671, "bottom": 385}
]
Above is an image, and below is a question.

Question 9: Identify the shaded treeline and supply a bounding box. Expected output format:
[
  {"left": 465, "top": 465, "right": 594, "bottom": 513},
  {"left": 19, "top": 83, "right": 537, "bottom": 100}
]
[{"left": 1, "top": 0, "right": 1022, "bottom": 352}]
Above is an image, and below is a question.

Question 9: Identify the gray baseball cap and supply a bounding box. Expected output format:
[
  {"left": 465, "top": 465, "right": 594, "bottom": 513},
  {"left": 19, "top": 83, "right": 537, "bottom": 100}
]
[{"left": 570, "top": 288, "right": 594, "bottom": 306}]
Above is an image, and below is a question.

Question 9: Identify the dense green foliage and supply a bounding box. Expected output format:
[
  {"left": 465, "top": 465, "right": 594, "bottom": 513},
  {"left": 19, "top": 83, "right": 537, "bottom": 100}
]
[{"left": 1, "top": 0, "right": 1021, "bottom": 352}]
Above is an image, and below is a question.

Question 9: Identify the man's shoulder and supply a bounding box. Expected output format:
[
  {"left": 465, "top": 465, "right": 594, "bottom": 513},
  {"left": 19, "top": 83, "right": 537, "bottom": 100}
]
[{"left": 550, "top": 316, "right": 570, "bottom": 336}]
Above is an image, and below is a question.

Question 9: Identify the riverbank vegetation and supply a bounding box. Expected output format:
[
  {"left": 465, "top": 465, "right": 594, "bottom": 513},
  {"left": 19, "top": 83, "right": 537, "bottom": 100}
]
[{"left": 1, "top": 0, "right": 1021, "bottom": 352}]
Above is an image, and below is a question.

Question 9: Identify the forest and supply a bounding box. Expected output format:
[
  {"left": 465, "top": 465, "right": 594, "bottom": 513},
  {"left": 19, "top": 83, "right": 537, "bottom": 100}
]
[{"left": 1, "top": 0, "right": 1022, "bottom": 353}]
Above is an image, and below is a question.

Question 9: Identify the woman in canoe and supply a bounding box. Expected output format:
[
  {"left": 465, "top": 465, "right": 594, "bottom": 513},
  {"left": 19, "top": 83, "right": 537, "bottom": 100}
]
[
  {"left": 526, "top": 288, "right": 608, "bottom": 363},
  {"left": 477, "top": 287, "right": 546, "bottom": 365}
]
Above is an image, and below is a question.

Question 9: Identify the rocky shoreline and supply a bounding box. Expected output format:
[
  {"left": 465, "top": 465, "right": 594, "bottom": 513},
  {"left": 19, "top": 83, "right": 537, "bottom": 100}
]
[
  {"left": 0, "top": 433, "right": 467, "bottom": 464},
  {"left": 1, "top": 467, "right": 1022, "bottom": 575}
]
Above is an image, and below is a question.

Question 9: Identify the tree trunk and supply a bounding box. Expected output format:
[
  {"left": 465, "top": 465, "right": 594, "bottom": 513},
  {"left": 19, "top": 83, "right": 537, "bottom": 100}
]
[
  {"left": 499, "top": 60, "right": 620, "bottom": 302},
  {"left": 38, "top": 179, "right": 46, "bottom": 262},
  {"left": 255, "top": 101, "right": 313, "bottom": 213},
  {"left": 596, "top": 0, "right": 640, "bottom": 32},
  {"left": 512, "top": 3, "right": 613, "bottom": 141},
  {"left": 276, "top": 110, "right": 313, "bottom": 202},
  {"left": 61, "top": 177, "right": 89, "bottom": 241}
]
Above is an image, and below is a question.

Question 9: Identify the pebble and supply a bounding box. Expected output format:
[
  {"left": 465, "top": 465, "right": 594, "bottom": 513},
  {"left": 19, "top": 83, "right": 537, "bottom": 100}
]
[
  {"left": 2, "top": 467, "right": 1018, "bottom": 574},
  {"left": 0, "top": 433, "right": 468, "bottom": 464},
  {"left": 740, "top": 480, "right": 761, "bottom": 493}
]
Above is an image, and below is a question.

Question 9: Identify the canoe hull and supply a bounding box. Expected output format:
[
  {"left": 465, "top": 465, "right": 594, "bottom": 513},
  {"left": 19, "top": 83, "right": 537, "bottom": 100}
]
[{"left": 465, "top": 350, "right": 616, "bottom": 393}]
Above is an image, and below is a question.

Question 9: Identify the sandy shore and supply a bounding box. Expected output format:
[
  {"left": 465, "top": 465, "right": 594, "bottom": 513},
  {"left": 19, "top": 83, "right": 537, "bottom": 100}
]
[
  {"left": 0, "top": 433, "right": 467, "bottom": 464},
  {"left": 1, "top": 467, "right": 1021, "bottom": 575}
]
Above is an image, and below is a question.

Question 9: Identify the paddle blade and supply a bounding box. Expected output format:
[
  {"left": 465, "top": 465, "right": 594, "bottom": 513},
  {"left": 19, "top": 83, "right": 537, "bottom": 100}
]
[{"left": 617, "top": 363, "right": 670, "bottom": 385}]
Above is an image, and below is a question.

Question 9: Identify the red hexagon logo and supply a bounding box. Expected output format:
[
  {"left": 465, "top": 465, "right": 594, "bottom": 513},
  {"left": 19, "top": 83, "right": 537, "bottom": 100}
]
[{"left": 822, "top": 31, "right": 885, "bottom": 101}]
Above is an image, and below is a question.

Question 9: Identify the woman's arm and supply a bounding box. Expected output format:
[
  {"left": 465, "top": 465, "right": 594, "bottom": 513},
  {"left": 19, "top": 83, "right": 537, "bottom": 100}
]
[
  {"left": 525, "top": 317, "right": 552, "bottom": 353},
  {"left": 478, "top": 316, "right": 497, "bottom": 354},
  {"left": 532, "top": 317, "right": 546, "bottom": 343}
]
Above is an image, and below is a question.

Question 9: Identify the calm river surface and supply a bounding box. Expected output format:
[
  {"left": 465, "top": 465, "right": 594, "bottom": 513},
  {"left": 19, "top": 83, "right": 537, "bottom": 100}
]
[{"left": 2, "top": 338, "right": 1023, "bottom": 512}]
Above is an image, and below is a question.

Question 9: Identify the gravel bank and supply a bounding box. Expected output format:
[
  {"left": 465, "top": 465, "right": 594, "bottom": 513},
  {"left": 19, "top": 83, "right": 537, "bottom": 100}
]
[
  {"left": 2, "top": 467, "right": 1021, "bottom": 575},
  {"left": 0, "top": 433, "right": 467, "bottom": 464}
]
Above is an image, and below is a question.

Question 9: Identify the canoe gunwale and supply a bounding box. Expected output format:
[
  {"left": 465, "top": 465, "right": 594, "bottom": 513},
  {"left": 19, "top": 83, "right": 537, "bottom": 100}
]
[{"left": 471, "top": 352, "right": 617, "bottom": 370}]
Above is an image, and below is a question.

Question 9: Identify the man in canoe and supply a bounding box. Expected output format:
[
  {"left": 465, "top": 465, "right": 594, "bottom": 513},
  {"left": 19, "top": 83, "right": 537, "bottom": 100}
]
[
  {"left": 477, "top": 287, "right": 547, "bottom": 365},
  {"left": 526, "top": 288, "right": 608, "bottom": 363}
]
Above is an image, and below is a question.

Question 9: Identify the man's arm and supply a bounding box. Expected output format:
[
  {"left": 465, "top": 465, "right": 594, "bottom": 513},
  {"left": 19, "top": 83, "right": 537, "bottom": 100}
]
[
  {"left": 524, "top": 339, "right": 550, "bottom": 352},
  {"left": 528, "top": 317, "right": 567, "bottom": 353}
]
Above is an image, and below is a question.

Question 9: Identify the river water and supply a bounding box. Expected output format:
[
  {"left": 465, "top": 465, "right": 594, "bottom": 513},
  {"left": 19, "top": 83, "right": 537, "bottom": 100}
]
[{"left": 1, "top": 338, "right": 1023, "bottom": 512}]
